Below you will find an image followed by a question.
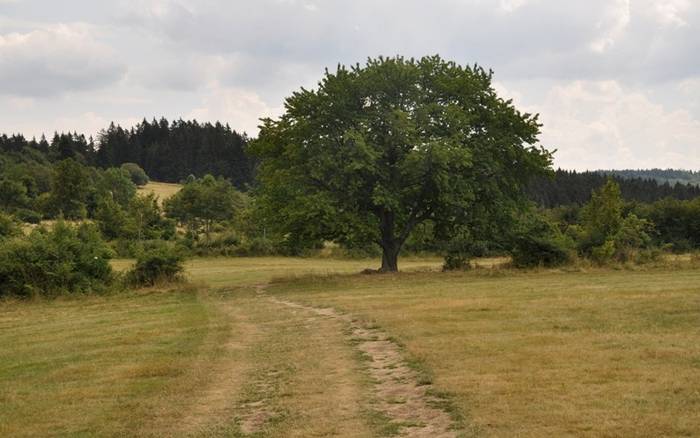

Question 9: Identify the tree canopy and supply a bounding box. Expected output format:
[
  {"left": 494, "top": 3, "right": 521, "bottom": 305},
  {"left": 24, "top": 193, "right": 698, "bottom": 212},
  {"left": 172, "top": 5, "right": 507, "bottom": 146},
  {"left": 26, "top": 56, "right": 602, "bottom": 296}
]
[
  {"left": 250, "top": 55, "right": 553, "bottom": 271},
  {"left": 164, "top": 174, "right": 242, "bottom": 241}
]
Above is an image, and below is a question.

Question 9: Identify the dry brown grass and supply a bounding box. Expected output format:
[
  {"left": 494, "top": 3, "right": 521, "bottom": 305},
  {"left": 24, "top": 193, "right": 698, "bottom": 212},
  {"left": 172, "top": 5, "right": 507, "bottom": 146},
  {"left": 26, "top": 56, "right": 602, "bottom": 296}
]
[
  {"left": 137, "top": 181, "right": 182, "bottom": 203},
  {"left": 0, "top": 286, "right": 215, "bottom": 436},
  {"left": 6, "top": 256, "right": 700, "bottom": 437},
  {"left": 269, "top": 266, "right": 700, "bottom": 437}
]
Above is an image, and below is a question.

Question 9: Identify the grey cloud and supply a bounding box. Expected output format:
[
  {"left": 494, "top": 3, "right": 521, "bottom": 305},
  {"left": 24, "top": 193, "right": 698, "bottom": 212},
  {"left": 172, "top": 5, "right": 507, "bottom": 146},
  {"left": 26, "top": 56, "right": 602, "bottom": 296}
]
[
  {"left": 1, "top": 0, "right": 699, "bottom": 170},
  {"left": 0, "top": 23, "right": 127, "bottom": 97},
  {"left": 118, "top": 0, "right": 698, "bottom": 86}
]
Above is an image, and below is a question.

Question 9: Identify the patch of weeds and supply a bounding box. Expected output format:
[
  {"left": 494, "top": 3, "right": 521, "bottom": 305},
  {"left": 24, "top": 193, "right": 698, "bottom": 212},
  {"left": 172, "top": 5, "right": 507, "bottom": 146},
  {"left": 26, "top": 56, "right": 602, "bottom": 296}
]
[
  {"left": 385, "top": 335, "right": 405, "bottom": 348},
  {"left": 363, "top": 407, "right": 402, "bottom": 437},
  {"left": 403, "top": 356, "right": 433, "bottom": 386},
  {"left": 424, "top": 388, "right": 481, "bottom": 437}
]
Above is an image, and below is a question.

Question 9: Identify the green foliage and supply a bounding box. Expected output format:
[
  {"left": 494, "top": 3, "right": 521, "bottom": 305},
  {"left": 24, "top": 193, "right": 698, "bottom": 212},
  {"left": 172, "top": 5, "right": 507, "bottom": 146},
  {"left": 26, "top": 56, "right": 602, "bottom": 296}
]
[
  {"left": 48, "top": 159, "right": 91, "bottom": 219},
  {"left": 635, "top": 197, "right": 700, "bottom": 252},
  {"left": 581, "top": 179, "right": 624, "bottom": 240},
  {"left": 441, "top": 228, "right": 493, "bottom": 271},
  {"left": 577, "top": 180, "right": 654, "bottom": 264},
  {"left": 0, "top": 178, "right": 30, "bottom": 211},
  {"left": 125, "top": 242, "right": 184, "bottom": 286},
  {"left": 0, "top": 212, "right": 21, "bottom": 239},
  {"left": 128, "top": 193, "right": 176, "bottom": 240},
  {"left": 96, "top": 167, "right": 137, "bottom": 208},
  {"left": 165, "top": 174, "right": 242, "bottom": 240},
  {"left": 120, "top": 162, "right": 150, "bottom": 186},
  {"left": 0, "top": 221, "right": 113, "bottom": 298},
  {"left": 612, "top": 214, "right": 653, "bottom": 261},
  {"left": 14, "top": 208, "right": 42, "bottom": 224},
  {"left": 250, "top": 55, "right": 552, "bottom": 271},
  {"left": 528, "top": 169, "right": 700, "bottom": 208},
  {"left": 95, "top": 196, "right": 130, "bottom": 240},
  {"left": 511, "top": 214, "right": 574, "bottom": 268},
  {"left": 95, "top": 192, "right": 174, "bottom": 242}
]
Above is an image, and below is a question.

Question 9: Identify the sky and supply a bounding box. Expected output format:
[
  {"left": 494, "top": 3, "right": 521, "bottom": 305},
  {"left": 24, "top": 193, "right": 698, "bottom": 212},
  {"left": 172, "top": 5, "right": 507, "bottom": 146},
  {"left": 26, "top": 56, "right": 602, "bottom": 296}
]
[{"left": 0, "top": 0, "right": 698, "bottom": 170}]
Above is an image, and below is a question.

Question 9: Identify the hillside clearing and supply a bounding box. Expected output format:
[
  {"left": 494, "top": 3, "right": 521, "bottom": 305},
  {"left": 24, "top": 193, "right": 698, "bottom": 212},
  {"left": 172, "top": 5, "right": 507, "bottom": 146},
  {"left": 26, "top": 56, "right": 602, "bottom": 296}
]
[{"left": 137, "top": 181, "right": 182, "bottom": 202}]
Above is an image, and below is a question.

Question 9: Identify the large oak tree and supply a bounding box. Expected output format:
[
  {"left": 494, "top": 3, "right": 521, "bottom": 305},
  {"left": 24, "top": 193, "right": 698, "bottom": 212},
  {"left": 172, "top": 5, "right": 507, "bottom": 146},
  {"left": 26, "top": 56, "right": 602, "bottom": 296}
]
[{"left": 250, "top": 56, "right": 552, "bottom": 271}]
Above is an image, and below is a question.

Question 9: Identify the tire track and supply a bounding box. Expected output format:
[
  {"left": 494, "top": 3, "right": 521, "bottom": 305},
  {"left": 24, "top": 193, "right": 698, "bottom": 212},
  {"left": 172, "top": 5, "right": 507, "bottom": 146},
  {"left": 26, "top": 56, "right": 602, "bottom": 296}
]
[{"left": 259, "top": 285, "right": 460, "bottom": 437}]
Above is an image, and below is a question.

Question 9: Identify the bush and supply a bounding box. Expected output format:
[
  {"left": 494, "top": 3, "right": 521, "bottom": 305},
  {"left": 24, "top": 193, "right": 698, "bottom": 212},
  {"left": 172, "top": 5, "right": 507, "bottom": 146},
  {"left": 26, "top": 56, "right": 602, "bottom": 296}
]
[
  {"left": 125, "top": 243, "right": 185, "bottom": 286},
  {"left": 233, "top": 237, "right": 277, "bottom": 256},
  {"left": 14, "top": 208, "right": 42, "bottom": 224},
  {"left": 0, "top": 221, "right": 113, "bottom": 298},
  {"left": 590, "top": 239, "right": 616, "bottom": 265},
  {"left": 443, "top": 252, "right": 471, "bottom": 271},
  {"left": 511, "top": 214, "right": 574, "bottom": 268},
  {"left": 441, "top": 230, "right": 491, "bottom": 271},
  {"left": 0, "top": 212, "right": 21, "bottom": 239},
  {"left": 511, "top": 233, "right": 573, "bottom": 268},
  {"left": 120, "top": 163, "right": 150, "bottom": 186}
]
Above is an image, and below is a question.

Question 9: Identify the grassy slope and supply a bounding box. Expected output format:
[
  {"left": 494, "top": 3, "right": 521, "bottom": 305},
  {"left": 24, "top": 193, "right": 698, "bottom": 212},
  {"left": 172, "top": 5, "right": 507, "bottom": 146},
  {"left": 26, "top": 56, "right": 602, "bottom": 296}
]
[
  {"left": 137, "top": 181, "right": 182, "bottom": 203},
  {"left": 268, "top": 266, "right": 700, "bottom": 437}
]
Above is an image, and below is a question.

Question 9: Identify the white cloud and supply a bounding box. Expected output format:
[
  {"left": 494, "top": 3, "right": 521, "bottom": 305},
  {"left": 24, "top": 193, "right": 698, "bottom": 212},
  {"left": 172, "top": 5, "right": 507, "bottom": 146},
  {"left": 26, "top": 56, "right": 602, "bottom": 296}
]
[
  {"left": 498, "top": 0, "right": 532, "bottom": 13},
  {"left": 650, "top": 0, "right": 691, "bottom": 27},
  {"left": 589, "top": 0, "right": 630, "bottom": 53},
  {"left": 188, "top": 86, "right": 283, "bottom": 135},
  {"left": 52, "top": 112, "right": 139, "bottom": 138},
  {"left": 533, "top": 80, "right": 700, "bottom": 169}
]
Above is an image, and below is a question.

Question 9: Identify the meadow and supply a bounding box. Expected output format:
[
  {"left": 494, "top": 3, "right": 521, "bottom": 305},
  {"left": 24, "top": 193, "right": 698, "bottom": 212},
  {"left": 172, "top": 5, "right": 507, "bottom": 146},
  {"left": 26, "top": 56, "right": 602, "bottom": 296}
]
[
  {"left": 137, "top": 181, "right": 182, "bottom": 203},
  {"left": 2, "top": 257, "right": 699, "bottom": 437}
]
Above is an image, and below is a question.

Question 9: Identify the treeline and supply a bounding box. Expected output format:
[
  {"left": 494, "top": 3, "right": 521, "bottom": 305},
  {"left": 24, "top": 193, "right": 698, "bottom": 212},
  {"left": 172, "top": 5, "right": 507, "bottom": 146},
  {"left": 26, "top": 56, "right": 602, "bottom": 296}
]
[
  {"left": 528, "top": 169, "right": 700, "bottom": 208},
  {"left": 0, "top": 118, "right": 255, "bottom": 189},
  {"left": 96, "top": 119, "right": 254, "bottom": 188},
  {"left": 599, "top": 169, "right": 700, "bottom": 186}
]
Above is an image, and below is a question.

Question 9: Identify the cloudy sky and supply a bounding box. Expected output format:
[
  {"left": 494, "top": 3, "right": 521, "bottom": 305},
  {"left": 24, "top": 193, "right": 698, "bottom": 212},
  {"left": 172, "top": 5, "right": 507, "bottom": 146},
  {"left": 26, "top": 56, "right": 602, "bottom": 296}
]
[{"left": 0, "top": 0, "right": 698, "bottom": 170}]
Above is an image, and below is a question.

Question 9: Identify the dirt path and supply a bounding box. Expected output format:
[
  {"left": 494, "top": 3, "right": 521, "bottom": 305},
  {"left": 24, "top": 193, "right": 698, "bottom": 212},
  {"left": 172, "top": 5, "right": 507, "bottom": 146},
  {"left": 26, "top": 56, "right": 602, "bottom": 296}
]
[
  {"left": 227, "top": 287, "right": 373, "bottom": 437},
  {"left": 260, "top": 286, "right": 460, "bottom": 437}
]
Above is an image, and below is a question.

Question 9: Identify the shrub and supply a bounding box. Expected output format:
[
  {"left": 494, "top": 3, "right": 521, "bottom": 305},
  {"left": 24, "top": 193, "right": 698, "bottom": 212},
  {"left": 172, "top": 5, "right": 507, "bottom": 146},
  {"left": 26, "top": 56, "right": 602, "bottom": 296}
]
[
  {"left": 0, "top": 212, "right": 21, "bottom": 239},
  {"left": 511, "top": 214, "right": 574, "bottom": 268},
  {"left": 443, "top": 252, "right": 471, "bottom": 271},
  {"left": 0, "top": 221, "right": 113, "bottom": 298},
  {"left": 234, "top": 237, "right": 277, "bottom": 256},
  {"left": 590, "top": 239, "right": 616, "bottom": 265},
  {"left": 511, "top": 233, "right": 573, "bottom": 268},
  {"left": 14, "top": 208, "right": 42, "bottom": 224},
  {"left": 441, "top": 230, "right": 491, "bottom": 271},
  {"left": 125, "top": 243, "right": 185, "bottom": 286},
  {"left": 120, "top": 163, "right": 150, "bottom": 186}
]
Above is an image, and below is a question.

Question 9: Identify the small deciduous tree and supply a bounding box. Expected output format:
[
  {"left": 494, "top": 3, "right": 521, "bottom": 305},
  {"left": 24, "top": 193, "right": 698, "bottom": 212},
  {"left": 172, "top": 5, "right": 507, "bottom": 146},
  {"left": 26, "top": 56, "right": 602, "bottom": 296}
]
[
  {"left": 164, "top": 174, "right": 241, "bottom": 241},
  {"left": 579, "top": 179, "right": 653, "bottom": 263},
  {"left": 49, "top": 159, "right": 90, "bottom": 219},
  {"left": 250, "top": 55, "right": 552, "bottom": 271},
  {"left": 120, "top": 162, "right": 150, "bottom": 186},
  {"left": 95, "top": 168, "right": 137, "bottom": 208}
]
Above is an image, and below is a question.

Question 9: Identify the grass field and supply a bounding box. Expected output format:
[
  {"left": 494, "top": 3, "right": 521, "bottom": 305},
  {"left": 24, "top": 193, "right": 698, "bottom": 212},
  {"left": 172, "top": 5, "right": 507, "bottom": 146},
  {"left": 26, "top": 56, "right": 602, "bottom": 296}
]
[
  {"left": 268, "top": 266, "right": 700, "bottom": 437},
  {"left": 137, "top": 181, "right": 182, "bottom": 202},
  {"left": 3, "top": 257, "right": 700, "bottom": 436}
]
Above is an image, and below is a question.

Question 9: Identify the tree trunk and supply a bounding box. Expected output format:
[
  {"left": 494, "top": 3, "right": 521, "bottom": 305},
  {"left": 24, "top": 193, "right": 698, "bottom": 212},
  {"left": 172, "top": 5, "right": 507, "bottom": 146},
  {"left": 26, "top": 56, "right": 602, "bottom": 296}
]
[
  {"left": 380, "top": 245, "right": 399, "bottom": 272},
  {"left": 378, "top": 210, "right": 400, "bottom": 272}
]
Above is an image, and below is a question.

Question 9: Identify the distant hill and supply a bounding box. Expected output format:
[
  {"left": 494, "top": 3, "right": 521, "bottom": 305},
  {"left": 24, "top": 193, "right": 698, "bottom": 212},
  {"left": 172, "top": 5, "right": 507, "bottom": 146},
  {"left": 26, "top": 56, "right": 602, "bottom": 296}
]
[
  {"left": 0, "top": 118, "right": 255, "bottom": 190},
  {"left": 528, "top": 169, "right": 700, "bottom": 208},
  {"left": 596, "top": 169, "right": 700, "bottom": 187}
]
